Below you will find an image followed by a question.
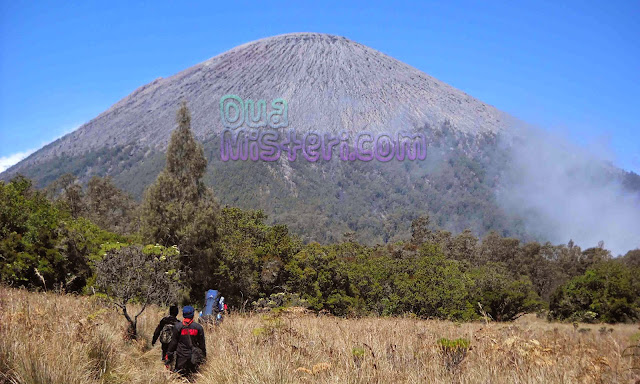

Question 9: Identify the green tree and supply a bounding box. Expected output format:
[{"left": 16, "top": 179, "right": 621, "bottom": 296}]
[
  {"left": 621, "top": 249, "right": 640, "bottom": 268},
  {"left": 348, "top": 247, "right": 393, "bottom": 315},
  {"left": 140, "top": 102, "right": 218, "bottom": 297},
  {"left": 1, "top": 175, "right": 126, "bottom": 292},
  {"left": 285, "top": 243, "right": 355, "bottom": 315},
  {"left": 470, "top": 263, "right": 542, "bottom": 321},
  {"left": 510, "top": 242, "right": 565, "bottom": 301},
  {"left": 478, "top": 231, "right": 520, "bottom": 265},
  {"left": 57, "top": 217, "right": 124, "bottom": 292},
  {"left": 549, "top": 261, "right": 639, "bottom": 323},
  {"left": 447, "top": 229, "right": 478, "bottom": 263},
  {"left": 214, "top": 208, "right": 301, "bottom": 305},
  {"left": 410, "top": 215, "right": 432, "bottom": 245},
  {"left": 390, "top": 244, "right": 475, "bottom": 320},
  {"left": 0, "top": 176, "right": 65, "bottom": 289}
]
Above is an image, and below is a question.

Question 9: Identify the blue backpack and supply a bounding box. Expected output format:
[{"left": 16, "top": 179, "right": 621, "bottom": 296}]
[{"left": 202, "top": 289, "right": 221, "bottom": 319}]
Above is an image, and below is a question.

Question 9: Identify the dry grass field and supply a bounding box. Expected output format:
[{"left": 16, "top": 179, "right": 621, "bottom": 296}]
[{"left": 1, "top": 286, "right": 639, "bottom": 384}]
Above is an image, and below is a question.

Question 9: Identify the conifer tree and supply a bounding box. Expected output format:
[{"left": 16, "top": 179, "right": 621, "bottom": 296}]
[{"left": 141, "top": 102, "right": 219, "bottom": 295}]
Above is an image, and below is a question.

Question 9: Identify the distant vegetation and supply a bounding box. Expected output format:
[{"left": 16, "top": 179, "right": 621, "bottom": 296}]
[{"left": 1, "top": 103, "right": 639, "bottom": 324}]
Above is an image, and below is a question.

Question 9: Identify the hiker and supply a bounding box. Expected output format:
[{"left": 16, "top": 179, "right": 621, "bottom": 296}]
[
  {"left": 218, "top": 296, "right": 226, "bottom": 318},
  {"left": 166, "top": 305, "right": 207, "bottom": 378},
  {"left": 151, "top": 305, "right": 180, "bottom": 363},
  {"left": 199, "top": 289, "right": 224, "bottom": 324},
  {"left": 216, "top": 296, "right": 225, "bottom": 323}
]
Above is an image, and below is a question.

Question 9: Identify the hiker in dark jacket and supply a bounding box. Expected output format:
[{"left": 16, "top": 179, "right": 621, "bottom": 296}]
[
  {"left": 166, "top": 305, "right": 206, "bottom": 378},
  {"left": 152, "top": 305, "right": 180, "bottom": 362}
]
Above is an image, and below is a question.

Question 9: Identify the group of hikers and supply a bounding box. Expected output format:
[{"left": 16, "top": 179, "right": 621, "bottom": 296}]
[{"left": 152, "top": 290, "right": 225, "bottom": 379}]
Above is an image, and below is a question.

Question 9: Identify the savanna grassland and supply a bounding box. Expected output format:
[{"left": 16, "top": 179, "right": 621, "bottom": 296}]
[{"left": 2, "top": 287, "right": 639, "bottom": 384}]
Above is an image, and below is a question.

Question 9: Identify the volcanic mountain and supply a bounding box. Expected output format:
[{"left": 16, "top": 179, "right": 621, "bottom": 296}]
[
  {"left": 9, "top": 33, "right": 507, "bottom": 164},
  {"left": 4, "top": 33, "right": 638, "bottom": 246}
]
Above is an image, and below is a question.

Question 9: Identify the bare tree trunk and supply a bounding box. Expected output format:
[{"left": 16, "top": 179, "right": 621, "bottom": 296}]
[{"left": 116, "top": 302, "right": 138, "bottom": 339}]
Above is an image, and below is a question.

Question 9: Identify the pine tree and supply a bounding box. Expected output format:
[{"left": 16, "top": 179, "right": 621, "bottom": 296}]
[
  {"left": 141, "top": 102, "right": 219, "bottom": 295},
  {"left": 166, "top": 103, "right": 207, "bottom": 189}
]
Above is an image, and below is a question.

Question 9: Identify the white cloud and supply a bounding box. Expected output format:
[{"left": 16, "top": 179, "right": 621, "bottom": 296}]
[
  {"left": 0, "top": 122, "right": 82, "bottom": 175},
  {"left": 0, "top": 149, "right": 36, "bottom": 173}
]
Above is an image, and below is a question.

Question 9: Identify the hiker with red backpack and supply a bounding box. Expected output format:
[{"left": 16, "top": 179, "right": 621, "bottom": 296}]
[
  {"left": 151, "top": 305, "right": 180, "bottom": 363},
  {"left": 166, "top": 305, "right": 207, "bottom": 378}
]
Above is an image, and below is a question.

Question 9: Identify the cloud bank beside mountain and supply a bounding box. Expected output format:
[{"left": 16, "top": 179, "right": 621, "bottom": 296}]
[{"left": 497, "top": 125, "right": 640, "bottom": 256}]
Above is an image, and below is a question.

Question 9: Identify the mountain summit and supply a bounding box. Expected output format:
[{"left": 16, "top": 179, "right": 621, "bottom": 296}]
[
  {"left": 3, "top": 33, "right": 533, "bottom": 244},
  {"left": 6, "top": 32, "right": 507, "bottom": 171}
]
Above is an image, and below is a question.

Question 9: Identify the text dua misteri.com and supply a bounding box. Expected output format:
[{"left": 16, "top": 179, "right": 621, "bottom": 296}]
[{"left": 219, "top": 95, "right": 427, "bottom": 162}]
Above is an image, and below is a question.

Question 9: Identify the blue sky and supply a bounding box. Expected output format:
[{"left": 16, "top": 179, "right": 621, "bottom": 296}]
[{"left": 1, "top": 1, "right": 638, "bottom": 173}]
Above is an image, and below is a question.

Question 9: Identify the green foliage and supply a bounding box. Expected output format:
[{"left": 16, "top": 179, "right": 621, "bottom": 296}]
[
  {"left": 85, "top": 176, "right": 138, "bottom": 235},
  {"left": 251, "top": 310, "right": 293, "bottom": 344},
  {"left": 351, "top": 347, "right": 366, "bottom": 358},
  {"left": 140, "top": 102, "right": 219, "bottom": 298},
  {"left": 437, "top": 337, "right": 470, "bottom": 370},
  {"left": 142, "top": 243, "right": 180, "bottom": 258},
  {"left": 470, "top": 263, "right": 543, "bottom": 321},
  {"left": 46, "top": 173, "right": 86, "bottom": 218},
  {"left": 438, "top": 337, "right": 470, "bottom": 349},
  {"left": 5, "top": 172, "right": 637, "bottom": 322},
  {"left": 46, "top": 174, "right": 138, "bottom": 236},
  {"left": 0, "top": 176, "right": 64, "bottom": 289},
  {"left": 351, "top": 346, "right": 366, "bottom": 367},
  {"left": 280, "top": 239, "right": 545, "bottom": 320},
  {"left": 621, "top": 249, "right": 640, "bottom": 268},
  {"left": 213, "top": 207, "right": 302, "bottom": 306},
  {"left": 0, "top": 176, "right": 126, "bottom": 292},
  {"left": 549, "top": 261, "right": 640, "bottom": 323},
  {"left": 285, "top": 243, "right": 355, "bottom": 315},
  {"left": 392, "top": 245, "right": 476, "bottom": 320},
  {"left": 58, "top": 217, "right": 125, "bottom": 292}
]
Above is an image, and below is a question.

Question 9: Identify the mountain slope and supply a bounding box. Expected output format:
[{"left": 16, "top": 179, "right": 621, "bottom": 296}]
[
  {"left": 5, "top": 33, "right": 508, "bottom": 170},
  {"left": 0, "top": 33, "right": 559, "bottom": 244}
]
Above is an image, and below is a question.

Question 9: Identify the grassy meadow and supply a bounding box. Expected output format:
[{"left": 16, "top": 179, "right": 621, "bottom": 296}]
[{"left": 1, "top": 286, "right": 639, "bottom": 384}]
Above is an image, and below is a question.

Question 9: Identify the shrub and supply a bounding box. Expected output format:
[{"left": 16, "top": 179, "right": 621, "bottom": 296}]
[
  {"left": 470, "top": 263, "right": 543, "bottom": 321},
  {"left": 438, "top": 338, "right": 470, "bottom": 370},
  {"left": 549, "top": 261, "right": 639, "bottom": 323},
  {"left": 252, "top": 292, "right": 309, "bottom": 310}
]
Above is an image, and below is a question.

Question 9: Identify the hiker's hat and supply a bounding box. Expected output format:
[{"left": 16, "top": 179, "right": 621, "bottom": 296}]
[{"left": 183, "top": 305, "right": 195, "bottom": 319}]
